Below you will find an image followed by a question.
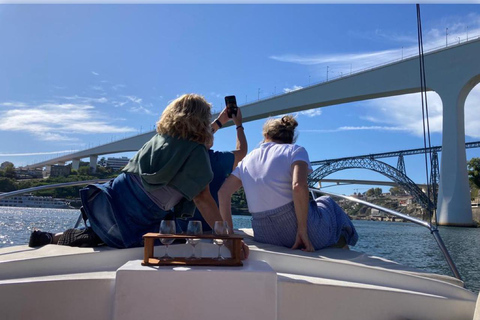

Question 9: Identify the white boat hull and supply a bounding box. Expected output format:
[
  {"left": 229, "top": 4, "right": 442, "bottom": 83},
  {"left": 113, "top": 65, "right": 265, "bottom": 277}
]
[{"left": 0, "top": 229, "right": 477, "bottom": 320}]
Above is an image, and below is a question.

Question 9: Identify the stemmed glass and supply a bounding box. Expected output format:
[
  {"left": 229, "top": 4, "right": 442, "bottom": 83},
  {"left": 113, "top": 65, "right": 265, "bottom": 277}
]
[
  {"left": 213, "top": 221, "right": 229, "bottom": 260},
  {"left": 159, "top": 220, "right": 176, "bottom": 260},
  {"left": 186, "top": 221, "right": 203, "bottom": 259}
]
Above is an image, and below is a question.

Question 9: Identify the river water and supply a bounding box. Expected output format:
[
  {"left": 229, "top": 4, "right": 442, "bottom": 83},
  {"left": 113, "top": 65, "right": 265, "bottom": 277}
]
[{"left": 1, "top": 207, "right": 478, "bottom": 293}]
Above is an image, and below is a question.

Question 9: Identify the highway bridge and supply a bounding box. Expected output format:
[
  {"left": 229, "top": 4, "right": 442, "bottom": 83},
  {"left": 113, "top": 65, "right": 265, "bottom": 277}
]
[{"left": 24, "top": 38, "right": 480, "bottom": 226}]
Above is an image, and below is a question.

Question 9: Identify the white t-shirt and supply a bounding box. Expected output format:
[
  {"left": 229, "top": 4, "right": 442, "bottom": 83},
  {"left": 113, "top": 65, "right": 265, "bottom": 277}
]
[{"left": 232, "top": 142, "right": 313, "bottom": 213}]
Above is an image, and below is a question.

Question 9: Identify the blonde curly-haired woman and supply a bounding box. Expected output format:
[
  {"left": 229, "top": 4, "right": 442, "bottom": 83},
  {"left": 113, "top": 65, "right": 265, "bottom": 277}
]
[{"left": 30, "top": 94, "right": 237, "bottom": 250}]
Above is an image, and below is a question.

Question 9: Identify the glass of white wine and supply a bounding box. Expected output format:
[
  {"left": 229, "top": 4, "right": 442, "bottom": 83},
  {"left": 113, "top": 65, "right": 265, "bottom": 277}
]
[
  {"left": 186, "top": 220, "right": 203, "bottom": 259},
  {"left": 159, "top": 220, "right": 176, "bottom": 260},
  {"left": 213, "top": 221, "right": 229, "bottom": 260}
]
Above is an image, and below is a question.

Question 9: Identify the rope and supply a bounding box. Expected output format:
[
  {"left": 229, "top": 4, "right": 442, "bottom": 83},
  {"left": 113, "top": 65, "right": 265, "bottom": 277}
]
[{"left": 416, "top": 4, "right": 438, "bottom": 225}]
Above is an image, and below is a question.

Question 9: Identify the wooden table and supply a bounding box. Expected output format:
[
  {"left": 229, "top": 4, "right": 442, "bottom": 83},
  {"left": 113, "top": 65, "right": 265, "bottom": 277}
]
[{"left": 142, "top": 233, "right": 244, "bottom": 266}]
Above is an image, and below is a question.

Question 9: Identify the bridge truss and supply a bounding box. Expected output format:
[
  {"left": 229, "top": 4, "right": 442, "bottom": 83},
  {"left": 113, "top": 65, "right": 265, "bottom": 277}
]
[
  {"left": 308, "top": 156, "right": 438, "bottom": 211},
  {"left": 306, "top": 141, "right": 480, "bottom": 210}
]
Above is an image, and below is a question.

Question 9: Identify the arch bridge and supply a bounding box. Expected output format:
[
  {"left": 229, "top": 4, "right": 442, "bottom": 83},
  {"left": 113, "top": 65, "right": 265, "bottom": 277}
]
[{"left": 307, "top": 158, "right": 435, "bottom": 211}]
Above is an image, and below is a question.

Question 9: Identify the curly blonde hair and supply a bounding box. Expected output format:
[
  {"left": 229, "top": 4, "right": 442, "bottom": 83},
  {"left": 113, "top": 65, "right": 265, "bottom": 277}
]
[
  {"left": 263, "top": 115, "right": 298, "bottom": 144},
  {"left": 156, "top": 94, "right": 213, "bottom": 145}
]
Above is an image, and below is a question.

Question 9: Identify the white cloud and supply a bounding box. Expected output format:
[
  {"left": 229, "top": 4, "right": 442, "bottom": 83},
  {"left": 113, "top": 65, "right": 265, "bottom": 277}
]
[
  {"left": 124, "top": 95, "right": 142, "bottom": 104},
  {"left": 0, "top": 150, "right": 79, "bottom": 156},
  {"left": 271, "top": 48, "right": 411, "bottom": 77},
  {"left": 91, "top": 71, "right": 99, "bottom": 76},
  {"left": 90, "top": 85, "right": 104, "bottom": 91},
  {"left": 324, "top": 84, "right": 480, "bottom": 138},
  {"left": 112, "top": 100, "right": 129, "bottom": 108},
  {"left": 360, "top": 92, "right": 443, "bottom": 137},
  {"left": 210, "top": 92, "right": 223, "bottom": 98},
  {"left": 112, "top": 84, "right": 126, "bottom": 91},
  {"left": 301, "top": 126, "right": 408, "bottom": 133},
  {"left": 464, "top": 85, "right": 480, "bottom": 138},
  {"left": 129, "top": 105, "right": 154, "bottom": 115},
  {"left": 283, "top": 85, "right": 303, "bottom": 93},
  {"left": 37, "top": 132, "right": 80, "bottom": 142},
  {"left": 0, "top": 101, "right": 28, "bottom": 108},
  {"left": 0, "top": 102, "right": 135, "bottom": 141},
  {"left": 59, "top": 95, "right": 108, "bottom": 104},
  {"left": 114, "top": 95, "right": 153, "bottom": 114},
  {"left": 299, "top": 109, "right": 322, "bottom": 117}
]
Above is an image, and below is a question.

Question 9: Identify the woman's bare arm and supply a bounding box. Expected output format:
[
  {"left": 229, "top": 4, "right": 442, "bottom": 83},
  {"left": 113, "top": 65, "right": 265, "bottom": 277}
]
[
  {"left": 291, "top": 161, "right": 314, "bottom": 252},
  {"left": 231, "top": 108, "right": 247, "bottom": 170},
  {"left": 218, "top": 174, "right": 243, "bottom": 232},
  {"left": 193, "top": 185, "right": 223, "bottom": 229}
]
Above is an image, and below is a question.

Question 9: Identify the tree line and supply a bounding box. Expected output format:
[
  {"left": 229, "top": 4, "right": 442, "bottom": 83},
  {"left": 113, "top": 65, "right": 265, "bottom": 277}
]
[
  {"left": 2, "top": 157, "right": 480, "bottom": 210},
  {"left": 0, "top": 161, "right": 250, "bottom": 213}
]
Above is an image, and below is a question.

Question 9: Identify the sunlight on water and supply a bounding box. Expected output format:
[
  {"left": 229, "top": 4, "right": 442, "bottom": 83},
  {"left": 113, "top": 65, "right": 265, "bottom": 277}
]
[
  {"left": 0, "top": 208, "right": 478, "bottom": 293},
  {"left": 0, "top": 207, "right": 78, "bottom": 247}
]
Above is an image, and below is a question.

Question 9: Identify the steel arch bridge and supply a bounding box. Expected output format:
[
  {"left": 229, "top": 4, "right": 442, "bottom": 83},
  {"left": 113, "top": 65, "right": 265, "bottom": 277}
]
[{"left": 307, "top": 158, "right": 435, "bottom": 211}]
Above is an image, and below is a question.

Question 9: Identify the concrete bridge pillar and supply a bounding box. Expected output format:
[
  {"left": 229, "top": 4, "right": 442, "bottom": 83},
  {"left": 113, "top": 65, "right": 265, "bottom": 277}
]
[
  {"left": 44, "top": 165, "right": 51, "bottom": 178},
  {"left": 89, "top": 155, "right": 98, "bottom": 174},
  {"left": 71, "top": 159, "right": 80, "bottom": 171},
  {"left": 436, "top": 84, "right": 475, "bottom": 226}
]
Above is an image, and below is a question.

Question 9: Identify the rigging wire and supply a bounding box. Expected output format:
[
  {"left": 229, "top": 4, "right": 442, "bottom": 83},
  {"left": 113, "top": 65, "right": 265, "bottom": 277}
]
[{"left": 416, "top": 4, "right": 438, "bottom": 226}]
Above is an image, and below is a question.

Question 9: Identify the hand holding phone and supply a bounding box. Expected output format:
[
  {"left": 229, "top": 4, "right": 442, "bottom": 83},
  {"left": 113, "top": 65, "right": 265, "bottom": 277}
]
[{"left": 225, "top": 95, "right": 238, "bottom": 118}]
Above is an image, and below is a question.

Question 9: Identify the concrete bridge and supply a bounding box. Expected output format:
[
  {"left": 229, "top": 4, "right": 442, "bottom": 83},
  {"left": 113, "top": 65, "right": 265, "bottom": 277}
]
[{"left": 26, "top": 38, "right": 480, "bottom": 226}]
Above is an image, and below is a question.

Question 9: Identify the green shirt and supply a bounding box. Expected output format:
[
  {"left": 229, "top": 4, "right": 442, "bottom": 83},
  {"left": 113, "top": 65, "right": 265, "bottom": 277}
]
[{"left": 123, "top": 134, "right": 213, "bottom": 201}]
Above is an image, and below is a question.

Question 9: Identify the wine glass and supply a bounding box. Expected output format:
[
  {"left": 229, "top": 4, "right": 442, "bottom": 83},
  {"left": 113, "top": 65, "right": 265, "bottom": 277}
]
[
  {"left": 159, "top": 220, "right": 176, "bottom": 260},
  {"left": 213, "top": 221, "right": 229, "bottom": 260},
  {"left": 186, "top": 220, "right": 203, "bottom": 259}
]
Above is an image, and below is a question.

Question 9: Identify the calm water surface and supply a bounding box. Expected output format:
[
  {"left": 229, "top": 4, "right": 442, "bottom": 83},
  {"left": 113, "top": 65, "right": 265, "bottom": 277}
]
[{"left": 1, "top": 207, "right": 479, "bottom": 293}]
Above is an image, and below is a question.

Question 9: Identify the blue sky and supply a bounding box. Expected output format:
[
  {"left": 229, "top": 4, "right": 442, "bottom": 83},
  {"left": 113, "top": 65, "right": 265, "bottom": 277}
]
[{"left": 1, "top": 4, "right": 480, "bottom": 195}]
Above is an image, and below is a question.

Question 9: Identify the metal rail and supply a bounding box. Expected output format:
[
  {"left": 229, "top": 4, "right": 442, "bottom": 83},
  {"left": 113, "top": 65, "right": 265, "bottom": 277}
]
[
  {"left": 309, "top": 187, "right": 462, "bottom": 280},
  {"left": 0, "top": 179, "right": 112, "bottom": 228},
  {"left": 0, "top": 179, "right": 111, "bottom": 200}
]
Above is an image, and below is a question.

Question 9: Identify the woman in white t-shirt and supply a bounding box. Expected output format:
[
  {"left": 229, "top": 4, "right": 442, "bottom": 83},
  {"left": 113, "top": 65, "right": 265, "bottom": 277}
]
[{"left": 218, "top": 115, "right": 358, "bottom": 251}]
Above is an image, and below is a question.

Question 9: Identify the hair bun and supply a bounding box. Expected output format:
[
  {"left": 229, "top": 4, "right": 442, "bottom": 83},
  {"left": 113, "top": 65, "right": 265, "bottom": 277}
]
[{"left": 281, "top": 115, "right": 298, "bottom": 130}]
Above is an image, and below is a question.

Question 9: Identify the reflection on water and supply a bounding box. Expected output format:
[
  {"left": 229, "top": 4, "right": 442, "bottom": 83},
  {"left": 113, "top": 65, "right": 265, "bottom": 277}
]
[
  {"left": 0, "top": 207, "right": 78, "bottom": 247},
  {"left": 1, "top": 208, "right": 478, "bottom": 293},
  {"left": 352, "top": 220, "right": 480, "bottom": 294}
]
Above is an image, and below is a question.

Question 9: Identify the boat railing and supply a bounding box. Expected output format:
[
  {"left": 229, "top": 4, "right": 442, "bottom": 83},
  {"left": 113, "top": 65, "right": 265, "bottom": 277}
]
[
  {"left": 0, "top": 179, "right": 111, "bottom": 201},
  {"left": 0, "top": 179, "right": 112, "bottom": 228},
  {"left": 0, "top": 181, "right": 462, "bottom": 281},
  {"left": 309, "top": 187, "right": 462, "bottom": 281}
]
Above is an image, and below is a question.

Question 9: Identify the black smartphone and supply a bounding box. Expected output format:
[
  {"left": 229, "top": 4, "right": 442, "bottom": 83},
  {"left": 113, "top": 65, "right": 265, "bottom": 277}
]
[{"left": 225, "top": 95, "right": 238, "bottom": 118}]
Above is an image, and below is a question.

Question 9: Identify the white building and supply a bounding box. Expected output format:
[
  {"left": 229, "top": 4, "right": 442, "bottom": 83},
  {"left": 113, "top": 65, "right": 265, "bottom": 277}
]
[{"left": 106, "top": 157, "right": 130, "bottom": 171}]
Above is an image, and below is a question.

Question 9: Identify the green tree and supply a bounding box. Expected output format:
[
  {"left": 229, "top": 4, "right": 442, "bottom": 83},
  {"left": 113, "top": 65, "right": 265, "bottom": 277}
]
[
  {"left": 374, "top": 187, "right": 382, "bottom": 196},
  {"left": 0, "top": 177, "right": 17, "bottom": 192},
  {"left": 389, "top": 186, "right": 404, "bottom": 196},
  {"left": 3, "top": 163, "right": 16, "bottom": 179},
  {"left": 78, "top": 166, "right": 91, "bottom": 176},
  {"left": 231, "top": 187, "right": 248, "bottom": 214},
  {"left": 365, "top": 188, "right": 375, "bottom": 197},
  {"left": 467, "top": 158, "right": 480, "bottom": 189}
]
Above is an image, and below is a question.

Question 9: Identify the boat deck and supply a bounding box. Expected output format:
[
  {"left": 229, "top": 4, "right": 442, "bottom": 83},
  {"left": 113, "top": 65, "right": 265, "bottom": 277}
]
[{"left": 0, "top": 228, "right": 477, "bottom": 320}]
